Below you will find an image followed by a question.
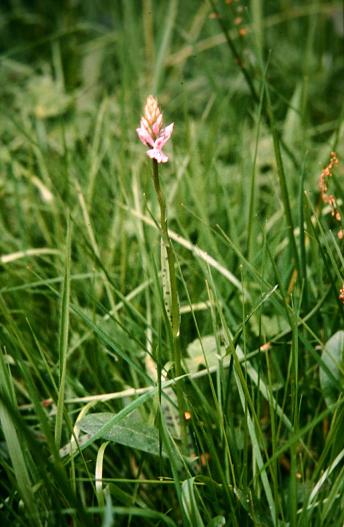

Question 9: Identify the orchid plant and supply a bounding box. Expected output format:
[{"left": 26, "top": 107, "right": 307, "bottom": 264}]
[
  {"left": 137, "top": 95, "right": 186, "bottom": 443},
  {"left": 136, "top": 95, "right": 179, "bottom": 336}
]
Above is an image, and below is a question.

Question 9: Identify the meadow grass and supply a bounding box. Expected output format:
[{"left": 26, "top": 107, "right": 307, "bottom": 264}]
[{"left": 0, "top": 1, "right": 343, "bottom": 525}]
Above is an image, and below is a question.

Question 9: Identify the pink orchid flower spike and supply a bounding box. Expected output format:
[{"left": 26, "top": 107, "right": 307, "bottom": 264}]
[{"left": 136, "top": 95, "right": 174, "bottom": 163}]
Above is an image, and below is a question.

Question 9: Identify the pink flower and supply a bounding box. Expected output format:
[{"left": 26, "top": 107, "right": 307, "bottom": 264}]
[{"left": 136, "top": 96, "right": 174, "bottom": 163}]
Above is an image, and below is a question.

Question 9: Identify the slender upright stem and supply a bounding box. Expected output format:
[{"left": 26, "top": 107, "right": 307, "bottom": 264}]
[
  {"left": 152, "top": 160, "right": 180, "bottom": 345},
  {"left": 151, "top": 160, "right": 186, "bottom": 444}
]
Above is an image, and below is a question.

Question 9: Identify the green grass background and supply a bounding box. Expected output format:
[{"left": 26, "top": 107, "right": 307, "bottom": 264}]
[{"left": 0, "top": 0, "right": 343, "bottom": 525}]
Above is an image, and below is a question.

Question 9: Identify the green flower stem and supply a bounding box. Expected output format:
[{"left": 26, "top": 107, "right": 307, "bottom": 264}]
[
  {"left": 151, "top": 160, "right": 186, "bottom": 444},
  {"left": 152, "top": 160, "right": 180, "bottom": 341}
]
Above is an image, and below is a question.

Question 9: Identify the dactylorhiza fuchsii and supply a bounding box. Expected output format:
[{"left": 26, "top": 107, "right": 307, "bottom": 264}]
[
  {"left": 136, "top": 95, "right": 174, "bottom": 163},
  {"left": 136, "top": 95, "right": 187, "bottom": 445}
]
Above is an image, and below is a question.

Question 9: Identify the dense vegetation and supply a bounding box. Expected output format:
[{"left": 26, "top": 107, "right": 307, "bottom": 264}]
[{"left": 0, "top": 1, "right": 343, "bottom": 525}]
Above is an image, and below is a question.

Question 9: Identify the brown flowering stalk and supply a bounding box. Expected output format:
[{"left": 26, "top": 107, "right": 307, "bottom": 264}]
[
  {"left": 319, "top": 152, "right": 344, "bottom": 303},
  {"left": 319, "top": 151, "right": 341, "bottom": 225},
  {"left": 339, "top": 285, "right": 344, "bottom": 304}
]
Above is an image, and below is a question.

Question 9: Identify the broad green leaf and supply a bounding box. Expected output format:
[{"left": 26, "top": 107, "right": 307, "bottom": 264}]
[
  {"left": 186, "top": 335, "right": 229, "bottom": 373},
  {"left": 250, "top": 314, "right": 289, "bottom": 337},
  {"left": 79, "top": 412, "right": 167, "bottom": 457},
  {"left": 319, "top": 331, "right": 344, "bottom": 407},
  {"left": 207, "top": 516, "right": 226, "bottom": 527}
]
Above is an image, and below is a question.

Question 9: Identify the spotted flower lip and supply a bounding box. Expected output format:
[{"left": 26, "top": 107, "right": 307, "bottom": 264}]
[{"left": 136, "top": 96, "right": 174, "bottom": 163}]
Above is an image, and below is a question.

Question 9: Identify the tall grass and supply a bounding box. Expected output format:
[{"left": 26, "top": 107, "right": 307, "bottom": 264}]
[{"left": 0, "top": 0, "right": 343, "bottom": 525}]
